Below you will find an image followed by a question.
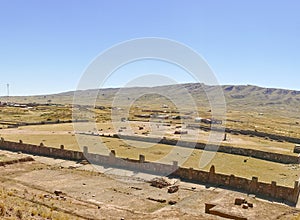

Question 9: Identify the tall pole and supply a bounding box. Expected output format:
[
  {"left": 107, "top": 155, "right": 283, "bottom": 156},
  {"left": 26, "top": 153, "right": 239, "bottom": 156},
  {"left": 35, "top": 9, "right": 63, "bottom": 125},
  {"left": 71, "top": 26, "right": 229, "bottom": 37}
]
[{"left": 7, "top": 83, "right": 9, "bottom": 103}]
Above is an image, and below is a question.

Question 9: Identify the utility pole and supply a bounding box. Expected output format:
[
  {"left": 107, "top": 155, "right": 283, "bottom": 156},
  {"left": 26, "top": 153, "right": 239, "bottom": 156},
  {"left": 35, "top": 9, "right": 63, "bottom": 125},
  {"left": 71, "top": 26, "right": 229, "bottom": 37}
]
[
  {"left": 7, "top": 83, "right": 9, "bottom": 103},
  {"left": 7, "top": 84, "right": 9, "bottom": 96}
]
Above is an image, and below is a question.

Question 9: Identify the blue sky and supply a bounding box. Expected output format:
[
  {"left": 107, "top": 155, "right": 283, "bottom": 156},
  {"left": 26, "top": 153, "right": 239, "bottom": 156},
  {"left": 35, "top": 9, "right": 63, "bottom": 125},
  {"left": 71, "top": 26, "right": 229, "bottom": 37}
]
[{"left": 0, "top": 0, "right": 299, "bottom": 95}]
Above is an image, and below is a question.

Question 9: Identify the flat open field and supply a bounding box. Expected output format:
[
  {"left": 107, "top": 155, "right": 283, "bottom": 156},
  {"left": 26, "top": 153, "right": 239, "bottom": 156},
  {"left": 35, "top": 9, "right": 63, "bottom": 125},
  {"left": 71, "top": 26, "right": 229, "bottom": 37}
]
[
  {"left": 0, "top": 121, "right": 296, "bottom": 154},
  {"left": 0, "top": 123, "right": 299, "bottom": 187}
]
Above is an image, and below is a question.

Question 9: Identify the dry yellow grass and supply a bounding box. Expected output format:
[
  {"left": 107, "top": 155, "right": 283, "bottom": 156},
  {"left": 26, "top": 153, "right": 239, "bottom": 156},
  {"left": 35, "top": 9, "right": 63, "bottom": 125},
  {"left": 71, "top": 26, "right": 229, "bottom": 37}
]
[
  {"left": 1, "top": 102, "right": 300, "bottom": 138},
  {"left": 0, "top": 123, "right": 299, "bottom": 187}
]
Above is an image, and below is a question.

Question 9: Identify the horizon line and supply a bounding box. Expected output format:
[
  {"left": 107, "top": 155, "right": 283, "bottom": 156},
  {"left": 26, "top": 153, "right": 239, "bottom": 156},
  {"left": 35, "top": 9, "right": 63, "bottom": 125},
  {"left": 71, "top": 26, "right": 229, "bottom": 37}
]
[{"left": 1, "top": 82, "right": 300, "bottom": 97}]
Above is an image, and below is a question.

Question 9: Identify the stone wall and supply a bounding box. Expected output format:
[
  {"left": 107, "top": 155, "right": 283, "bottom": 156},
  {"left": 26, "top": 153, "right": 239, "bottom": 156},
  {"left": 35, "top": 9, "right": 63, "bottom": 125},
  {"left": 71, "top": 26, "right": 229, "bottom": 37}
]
[
  {"left": 115, "top": 134, "right": 299, "bottom": 164},
  {"left": 187, "top": 123, "right": 300, "bottom": 145},
  {"left": 173, "top": 166, "right": 299, "bottom": 205},
  {"left": 17, "top": 119, "right": 89, "bottom": 127},
  {"left": 0, "top": 138, "right": 299, "bottom": 205},
  {"left": 0, "top": 138, "right": 84, "bottom": 161}
]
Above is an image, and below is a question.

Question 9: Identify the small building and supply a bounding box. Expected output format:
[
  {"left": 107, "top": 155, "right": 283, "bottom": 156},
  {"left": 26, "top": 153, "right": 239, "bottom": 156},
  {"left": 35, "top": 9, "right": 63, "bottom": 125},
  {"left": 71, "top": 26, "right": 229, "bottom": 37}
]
[
  {"left": 195, "top": 117, "right": 203, "bottom": 123},
  {"left": 202, "top": 118, "right": 212, "bottom": 124},
  {"left": 201, "top": 118, "right": 223, "bottom": 125}
]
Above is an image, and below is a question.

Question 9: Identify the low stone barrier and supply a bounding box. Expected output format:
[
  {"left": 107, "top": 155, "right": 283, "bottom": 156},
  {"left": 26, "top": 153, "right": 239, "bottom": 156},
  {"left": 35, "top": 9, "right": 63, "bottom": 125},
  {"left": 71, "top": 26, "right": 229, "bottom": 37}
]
[
  {"left": 0, "top": 156, "right": 34, "bottom": 166},
  {"left": 0, "top": 138, "right": 299, "bottom": 205},
  {"left": 113, "top": 134, "right": 299, "bottom": 164}
]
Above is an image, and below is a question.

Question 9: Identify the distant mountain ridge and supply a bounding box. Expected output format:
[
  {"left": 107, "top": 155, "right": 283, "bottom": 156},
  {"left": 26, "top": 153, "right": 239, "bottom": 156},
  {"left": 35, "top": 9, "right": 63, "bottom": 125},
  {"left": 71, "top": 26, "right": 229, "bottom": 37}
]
[{"left": 2, "top": 83, "right": 300, "bottom": 109}]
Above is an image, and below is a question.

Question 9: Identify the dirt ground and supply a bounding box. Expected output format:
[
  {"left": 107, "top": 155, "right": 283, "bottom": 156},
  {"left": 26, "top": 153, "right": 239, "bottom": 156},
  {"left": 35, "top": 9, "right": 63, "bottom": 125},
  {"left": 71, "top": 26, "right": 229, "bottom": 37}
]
[{"left": 0, "top": 150, "right": 300, "bottom": 220}]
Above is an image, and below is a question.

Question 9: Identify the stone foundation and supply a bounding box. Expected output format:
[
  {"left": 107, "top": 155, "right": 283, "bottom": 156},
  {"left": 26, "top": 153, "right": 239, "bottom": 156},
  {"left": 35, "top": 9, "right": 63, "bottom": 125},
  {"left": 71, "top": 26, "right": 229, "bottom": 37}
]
[{"left": 0, "top": 138, "right": 299, "bottom": 205}]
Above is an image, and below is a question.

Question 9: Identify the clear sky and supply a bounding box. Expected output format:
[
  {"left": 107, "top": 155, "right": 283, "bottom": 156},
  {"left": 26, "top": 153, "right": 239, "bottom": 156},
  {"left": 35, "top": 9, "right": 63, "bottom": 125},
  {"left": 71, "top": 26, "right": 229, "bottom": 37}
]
[{"left": 0, "top": 0, "right": 299, "bottom": 96}]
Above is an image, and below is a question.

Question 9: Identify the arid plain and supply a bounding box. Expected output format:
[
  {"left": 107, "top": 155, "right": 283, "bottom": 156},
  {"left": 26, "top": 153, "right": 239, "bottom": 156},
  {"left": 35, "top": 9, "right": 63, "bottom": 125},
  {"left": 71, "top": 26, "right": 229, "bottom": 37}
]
[{"left": 1, "top": 83, "right": 300, "bottom": 219}]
